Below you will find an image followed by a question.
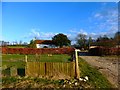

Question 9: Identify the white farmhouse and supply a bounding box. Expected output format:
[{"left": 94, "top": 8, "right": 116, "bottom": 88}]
[{"left": 35, "top": 40, "right": 56, "bottom": 48}]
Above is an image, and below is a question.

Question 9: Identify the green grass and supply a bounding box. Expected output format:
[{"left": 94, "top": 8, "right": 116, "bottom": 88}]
[
  {"left": 7, "top": 45, "right": 26, "bottom": 48},
  {"left": 2, "top": 77, "right": 18, "bottom": 84},
  {"left": 2, "top": 54, "right": 71, "bottom": 68},
  {"left": 2, "top": 54, "right": 71, "bottom": 62},
  {"left": 28, "top": 54, "right": 71, "bottom": 62},
  {"left": 2, "top": 76, "right": 66, "bottom": 88},
  {"left": 78, "top": 57, "right": 113, "bottom": 88},
  {"left": 2, "top": 61, "right": 25, "bottom": 68},
  {"left": 2, "top": 54, "right": 25, "bottom": 61}
]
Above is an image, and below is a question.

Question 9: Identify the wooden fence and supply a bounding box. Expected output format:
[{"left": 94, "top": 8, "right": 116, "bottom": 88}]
[{"left": 25, "top": 62, "right": 75, "bottom": 78}]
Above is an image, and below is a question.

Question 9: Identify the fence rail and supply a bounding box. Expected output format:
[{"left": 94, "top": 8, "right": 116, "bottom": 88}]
[{"left": 26, "top": 62, "right": 75, "bottom": 78}]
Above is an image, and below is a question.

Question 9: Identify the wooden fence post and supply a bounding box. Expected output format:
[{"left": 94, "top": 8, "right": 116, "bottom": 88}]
[
  {"left": 75, "top": 49, "right": 80, "bottom": 79},
  {"left": 25, "top": 55, "right": 28, "bottom": 76},
  {"left": 10, "top": 67, "right": 17, "bottom": 76},
  {"left": 25, "top": 55, "right": 28, "bottom": 62}
]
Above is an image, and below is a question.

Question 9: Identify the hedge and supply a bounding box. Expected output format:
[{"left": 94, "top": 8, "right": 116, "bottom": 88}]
[
  {"left": 2, "top": 47, "right": 75, "bottom": 55},
  {"left": 89, "top": 47, "right": 120, "bottom": 56}
]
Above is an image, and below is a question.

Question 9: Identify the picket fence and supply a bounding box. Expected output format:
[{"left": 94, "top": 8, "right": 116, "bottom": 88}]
[{"left": 25, "top": 62, "right": 75, "bottom": 78}]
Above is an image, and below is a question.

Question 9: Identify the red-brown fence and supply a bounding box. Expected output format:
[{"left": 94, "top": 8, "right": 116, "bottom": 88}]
[
  {"left": 89, "top": 47, "right": 120, "bottom": 56},
  {"left": 2, "top": 47, "right": 75, "bottom": 55}
]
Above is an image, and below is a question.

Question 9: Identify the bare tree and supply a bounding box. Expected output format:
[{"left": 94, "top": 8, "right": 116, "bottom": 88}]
[{"left": 76, "top": 33, "right": 87, "bottom": 49}]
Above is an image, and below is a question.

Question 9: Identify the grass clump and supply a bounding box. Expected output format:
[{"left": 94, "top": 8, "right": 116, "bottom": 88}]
[
  {"left": 2, "top": 76, "right": 65, "bottom": 88},
  {"left": 2, "top": 77, "right": 17, "bottom": 84},
  {"left": 2, "top": 61, "right": 25, "bottom": 68}
]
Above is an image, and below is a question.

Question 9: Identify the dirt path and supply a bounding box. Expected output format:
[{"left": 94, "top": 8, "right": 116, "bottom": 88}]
[{"left": 79, "top": 55, "right": 118, "bottom": 88}]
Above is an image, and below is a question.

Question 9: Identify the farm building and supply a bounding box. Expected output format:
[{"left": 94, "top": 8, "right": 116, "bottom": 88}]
[
  {"left": 89, "top": 46, "right": 98, "bottom": 49},
  {"left": 35, "top": 40, "right": 56, "bottom": 48}
]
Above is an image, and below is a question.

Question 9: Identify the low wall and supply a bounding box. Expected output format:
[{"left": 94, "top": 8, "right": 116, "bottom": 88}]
[{"left": 25, "top": 62, "right": 75, "bottom": 78}]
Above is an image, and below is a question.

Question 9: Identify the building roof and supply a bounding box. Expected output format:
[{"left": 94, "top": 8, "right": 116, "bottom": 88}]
[{"left": 35, "top": 40, "right": 54, "bottom": 44}]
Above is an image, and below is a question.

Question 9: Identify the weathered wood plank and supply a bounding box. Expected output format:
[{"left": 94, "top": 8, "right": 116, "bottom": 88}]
[{"left": 26, "top": 62, "right": 76, "bottom": 78}]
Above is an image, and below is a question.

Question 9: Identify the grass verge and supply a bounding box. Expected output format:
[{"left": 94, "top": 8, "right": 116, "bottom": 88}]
[{"left": 78, "top": 57, "right": 113, "bottom": 88}]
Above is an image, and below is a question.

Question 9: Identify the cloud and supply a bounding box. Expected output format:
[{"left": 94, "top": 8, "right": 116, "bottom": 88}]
[
  {"left": 102, "top": 2, "right": 107, "bottom": 6},
  {"left": 88, "top": 3, "right": 118, "bottom": 38},
  {"left": 94, "top": 13, "right": 100, "bottom": 18},
  {"left": 40, "top": 32, "right": 55, "bottom": 38},
  {"left": 69, "top": 28, "right": 77, "bottom": 33},
  {"left": 24, "top": 28, "right": 55, "bottom": 40},
  {"left": 24, "top": 28, "right": 73, "bottom": 41},
  {"left": 94, "top": 13, "right": 103, "bottom": 19},
  {"left": 78, "top": 29, "right": 88, "bottom": 35},
  {"left": 30, "top": 29, "right": 40, "bottom": 38}
]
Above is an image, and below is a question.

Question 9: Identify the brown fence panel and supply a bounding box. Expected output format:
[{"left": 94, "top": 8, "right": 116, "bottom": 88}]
[
  {"left": 39, "top": 62, "right": 45, "bottom": 76},
  {"left": 26, "top": 62, "right": 75, "bottom": 78}
]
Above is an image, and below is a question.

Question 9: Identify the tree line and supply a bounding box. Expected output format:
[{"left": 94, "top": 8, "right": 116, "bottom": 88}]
[
  {"left": 2, "top": 31, "right": 120, "bottom": 49},
  {"left": 28, "top": 31, "right": 120, "bottom": 49},
  {"left": 0, "top": 40, "right": 28, "bottom": 46},
  {"left": 28, "top": 33, "right": 71, "bottom": 48},
  {"left": 74, "top": 31, "right": 120, "bottom": 50}
]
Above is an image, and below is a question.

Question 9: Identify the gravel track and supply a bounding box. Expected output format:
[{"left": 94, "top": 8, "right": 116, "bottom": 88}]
[{"left": 79, "top": 55, "right": 118, "bottom": 88}]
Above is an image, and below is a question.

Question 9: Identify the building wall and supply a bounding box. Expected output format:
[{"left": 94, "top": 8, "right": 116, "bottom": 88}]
[{"left": 36, "top": 44, "right": 56, "bottom": 48}]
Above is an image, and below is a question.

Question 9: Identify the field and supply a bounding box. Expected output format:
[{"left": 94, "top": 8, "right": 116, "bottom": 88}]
[
  {"left": 2, "top": 54, "right": 113, "bottom": 88},
  {"left": 2, "top": 54, "right": 71, "bottom": 68},
  {"left": 2, "top": 54, "right": 71, "bottom": 61},
  {"left": 7, "top": 45, "right": 26, "bottom": 48}
]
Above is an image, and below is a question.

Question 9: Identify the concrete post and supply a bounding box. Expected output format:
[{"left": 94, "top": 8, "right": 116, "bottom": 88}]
[{"left": 75, "top": 49, "right": 80, "bottom": 79}]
